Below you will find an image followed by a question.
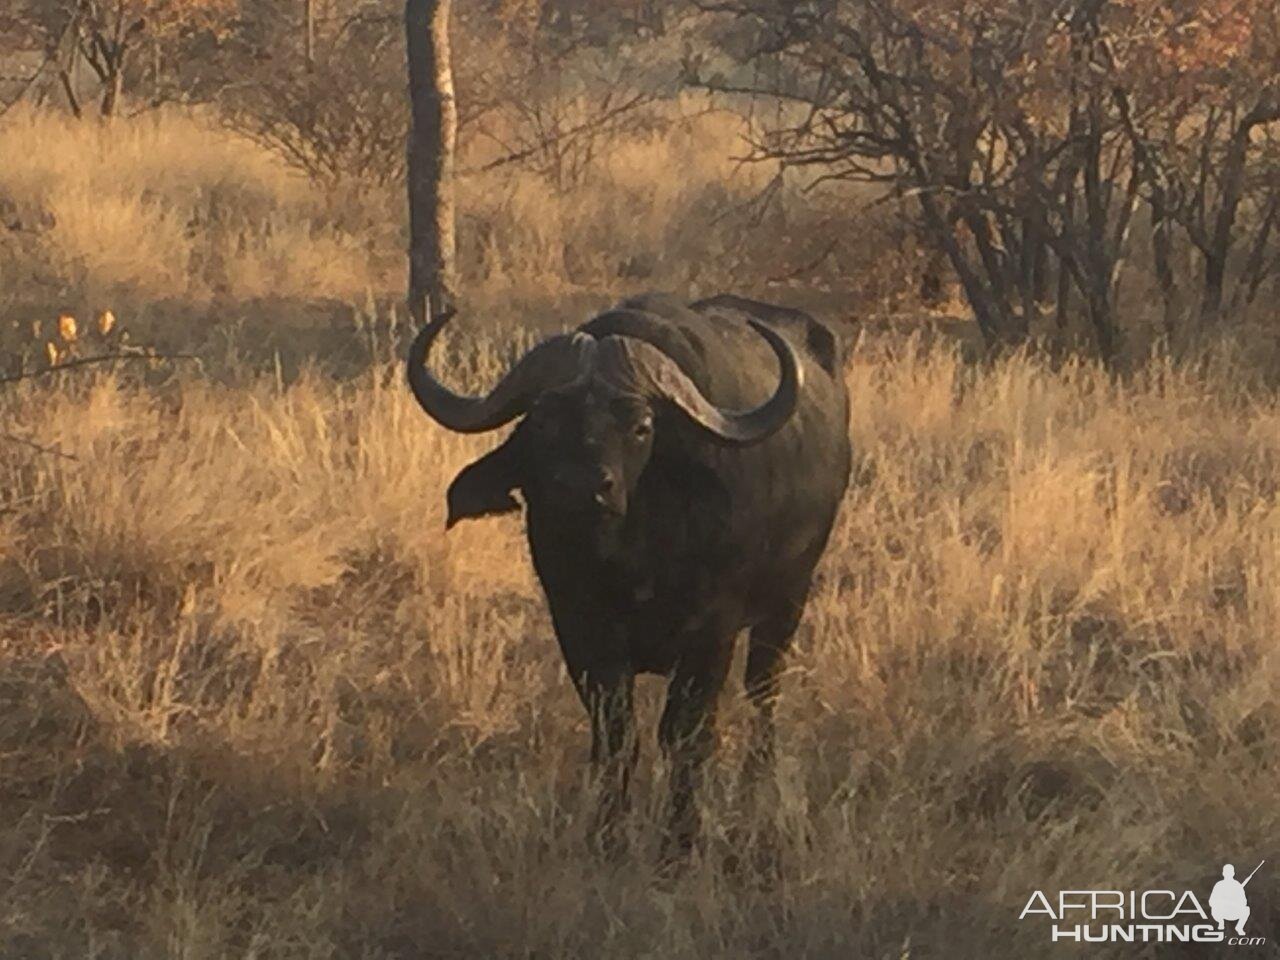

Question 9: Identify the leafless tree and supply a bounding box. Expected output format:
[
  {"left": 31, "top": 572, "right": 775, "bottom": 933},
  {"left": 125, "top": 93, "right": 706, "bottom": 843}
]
[
  {"left": 222, "top": 14, "right": 410, "bottom": 188},
  {"left": 695, "top": 0, "right": 1280, "bottom": 359}
]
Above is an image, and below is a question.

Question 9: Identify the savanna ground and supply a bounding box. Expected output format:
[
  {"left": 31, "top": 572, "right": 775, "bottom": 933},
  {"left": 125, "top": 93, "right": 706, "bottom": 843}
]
[{"left": 1, "top": 105, "right": 1279, "bottom": 959}]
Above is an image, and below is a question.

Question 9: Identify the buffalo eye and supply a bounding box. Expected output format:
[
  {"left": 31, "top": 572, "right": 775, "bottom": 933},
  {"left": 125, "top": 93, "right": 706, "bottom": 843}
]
[
  {"left": 528, "top": 414, "right": 559, "bottom": 442},
  {"left": 608, "top": 397, "right": 653, "bottom": 442}
]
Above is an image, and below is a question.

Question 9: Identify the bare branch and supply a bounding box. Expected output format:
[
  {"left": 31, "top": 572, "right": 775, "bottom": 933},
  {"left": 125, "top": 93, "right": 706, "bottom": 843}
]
[
  {"left": 0, "top": 433, "right": 79, "bottom": 461},
  {"left": 0, "top": 352, "right": 202, "bottom": 386}
]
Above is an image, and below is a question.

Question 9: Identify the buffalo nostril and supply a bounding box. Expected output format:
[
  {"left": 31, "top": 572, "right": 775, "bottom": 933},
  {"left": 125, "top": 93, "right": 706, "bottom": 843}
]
[{"left": 593, "top": 472, "right": 617, "bottom": 506}]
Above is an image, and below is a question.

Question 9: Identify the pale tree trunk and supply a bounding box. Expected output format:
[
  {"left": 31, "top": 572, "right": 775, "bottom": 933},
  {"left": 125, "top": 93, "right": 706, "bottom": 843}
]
[
  {"left": 305, "top": 0, "right": 315, "bottom": 66},
  {"left": 405, "top": 0, "right": 458, "bottom": 323}
]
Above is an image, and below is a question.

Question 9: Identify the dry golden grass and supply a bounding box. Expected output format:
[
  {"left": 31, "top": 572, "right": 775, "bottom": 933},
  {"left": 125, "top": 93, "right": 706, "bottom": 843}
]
[
  {"left": 1, "top": 105, "right": 1278, "bottom": 958},
  {"left": 0, "top": 100, "right": 857, "bottom": 324},
  {"left": 0, "top": 107, "right": 397, "bottom": 305},
  {"left": 1, "top": 332, "right": 1278, "bottom": 958}
]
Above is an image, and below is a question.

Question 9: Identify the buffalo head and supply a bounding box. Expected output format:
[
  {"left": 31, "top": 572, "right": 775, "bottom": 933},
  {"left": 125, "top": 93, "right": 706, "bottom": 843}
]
[{"left": 406, "top": 309, "right": 802, "bottom": 531}]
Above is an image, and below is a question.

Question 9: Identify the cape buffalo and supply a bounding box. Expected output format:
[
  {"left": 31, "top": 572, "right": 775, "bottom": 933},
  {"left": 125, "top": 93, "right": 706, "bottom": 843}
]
[{"left": 407, "top": 292, "right": 851, "bottom": 849}]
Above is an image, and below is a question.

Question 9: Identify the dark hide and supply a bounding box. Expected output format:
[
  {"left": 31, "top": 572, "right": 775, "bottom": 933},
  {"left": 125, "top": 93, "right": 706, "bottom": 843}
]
[{"left": 443, "top": 292, "right": 852, "bottom": 852}]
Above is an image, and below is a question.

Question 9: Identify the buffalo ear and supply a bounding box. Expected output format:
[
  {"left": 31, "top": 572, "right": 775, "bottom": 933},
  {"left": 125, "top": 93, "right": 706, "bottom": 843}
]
[{"left": 445, "top": 433, "right": 525, "bottom": 528}]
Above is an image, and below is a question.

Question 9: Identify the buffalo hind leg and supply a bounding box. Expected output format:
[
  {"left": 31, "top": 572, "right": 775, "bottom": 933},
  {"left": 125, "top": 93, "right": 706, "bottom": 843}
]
[
  {"left": 736, "top": 602, "right": 805, "bottom": 878},
  {"left": 743, "top": 599, "right": 804, "bottom": 783},
  {"left": 658, "top": 638, "right": 733, "bottom": 857}
]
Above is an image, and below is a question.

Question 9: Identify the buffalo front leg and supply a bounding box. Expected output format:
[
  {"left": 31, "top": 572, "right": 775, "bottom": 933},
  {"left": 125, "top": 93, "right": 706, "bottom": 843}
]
[
  {"left": 536, "top": 567, "right": 637, "bottom": 853},
  {"left": 658, "top": 638, "right": 733, "bottom": 855},
  {"left": 574, "top": 661, "right": 638, "bottom": 852}
]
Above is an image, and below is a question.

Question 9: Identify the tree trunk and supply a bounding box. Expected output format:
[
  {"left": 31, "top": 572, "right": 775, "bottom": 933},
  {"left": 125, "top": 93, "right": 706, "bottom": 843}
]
[
  {"left": 1082, "top": 277, "right": 1116, "bottom": 362},
  {"left": 968, "top": 211, "right": 1026, "bottom": 343},
  {"left": 58, "top": 67, "right": 83, "bottom": 119},
  {"left": 97, "top": 9, "right": 132, "bottom": 119},
  {"left": 1232, "top": 194, "right": 1279, "bottom": 313},
  {"left": 918, "top": 194, "right": 1007, "bottom": 349},
  {"left": 100, "top": 63, "right": 123, "bottom": 117},
  {"left": 1198, "top": 101, "right": 1280, "bottom": 327},
  {"left": 1198, "top": 129, "right": 1249, "bottom": 328},
  {"left": 305, "top": 0, "right": 316, "bottom": 67},
  {"left": 406, "top": 0, "right": 458, "bottom": 323},
  {"left": 1151, "top": 207, "right": 1179, "bottom": 339},
  {"left": 1080, "top": 117, "right": 1120, "bottom": 362}
]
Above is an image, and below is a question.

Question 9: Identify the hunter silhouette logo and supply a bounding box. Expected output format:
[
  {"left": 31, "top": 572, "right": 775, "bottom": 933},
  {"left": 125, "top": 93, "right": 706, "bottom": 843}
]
[
  {"left": 1019, "top": 859, "right": 1267, "bottom": 946},
  {"left": 1210, "top": 861, "right": 1264, "bottom": 936}
]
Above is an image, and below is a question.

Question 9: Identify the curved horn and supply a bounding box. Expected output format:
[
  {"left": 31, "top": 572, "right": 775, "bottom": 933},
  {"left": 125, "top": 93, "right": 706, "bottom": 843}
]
[
  {"left": 604, "top": 318, "right": 803, "bottom": 446},
  {"left": 407, "top": 311, "right": 597, "bottom": 433}
]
